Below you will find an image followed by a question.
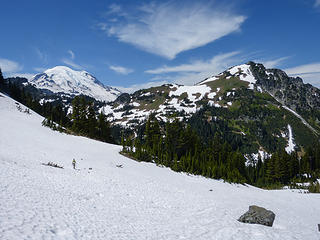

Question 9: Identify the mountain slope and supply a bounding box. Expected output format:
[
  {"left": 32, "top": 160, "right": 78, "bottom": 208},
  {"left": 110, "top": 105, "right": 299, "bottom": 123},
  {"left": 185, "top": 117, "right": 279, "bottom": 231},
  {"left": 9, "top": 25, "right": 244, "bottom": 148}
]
[
  {"left": 30, "top": 66, "right": 120, "bottom": 102},
  {"left": 0, "top": 93, "right": 320, "bottom": 240},
  {"left": 103, "top": 62, "right": 320, "bottom": 156}
]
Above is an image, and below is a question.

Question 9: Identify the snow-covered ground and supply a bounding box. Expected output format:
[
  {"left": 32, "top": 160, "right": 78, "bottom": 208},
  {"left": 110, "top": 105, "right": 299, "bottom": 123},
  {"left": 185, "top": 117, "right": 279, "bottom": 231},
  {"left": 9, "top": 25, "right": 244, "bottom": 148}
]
[
  {"left": 0, "top": 93, "right": 319, "bottom": 240},
  {"left": 228, "top": 64, "right": 256, "bottom": 89}
]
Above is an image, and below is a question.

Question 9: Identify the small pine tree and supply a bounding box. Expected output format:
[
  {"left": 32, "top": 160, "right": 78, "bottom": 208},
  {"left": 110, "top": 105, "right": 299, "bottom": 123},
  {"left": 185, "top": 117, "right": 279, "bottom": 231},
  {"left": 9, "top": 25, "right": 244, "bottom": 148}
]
[
  {"left": 97, "top": 113, "right": 111, "bottom": 142},
  {"left": 308, "top": 181, "right": 320, "bottom": 193},
  {"left": 121, "top": 132, "right": 125, "bottom": 152},
  {"left": 0, "top": 68, "right": 4, "bottom": 91},
  {"left": 87, "top": 103, "right": 97, "bottom": 138},
  {"left": 71, "top": 96, "right": 81, "bottom": 133}
]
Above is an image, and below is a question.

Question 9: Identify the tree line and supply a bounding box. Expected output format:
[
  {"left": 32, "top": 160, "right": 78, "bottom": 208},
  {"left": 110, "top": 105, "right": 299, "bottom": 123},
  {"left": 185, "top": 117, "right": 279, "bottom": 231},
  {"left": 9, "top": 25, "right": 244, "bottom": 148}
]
[{"left": 122, "top": 114, "right": 320, "bottom": 189}]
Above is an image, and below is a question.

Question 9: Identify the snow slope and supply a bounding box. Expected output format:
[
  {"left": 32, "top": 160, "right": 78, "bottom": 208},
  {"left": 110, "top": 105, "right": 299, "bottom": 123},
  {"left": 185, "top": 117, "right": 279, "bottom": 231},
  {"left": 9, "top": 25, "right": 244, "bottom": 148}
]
[
  {"left": 198, "top": 63, "right": 257, "bottom": 89},
  {"left": 285, "top": 124, "right": 296, "bottom": 154},
  {"left": 30, "top": 66, "right": 120, "bottom": 102},
  {"left": 0, "top": 93, "right": 319, "bottom": 240}
]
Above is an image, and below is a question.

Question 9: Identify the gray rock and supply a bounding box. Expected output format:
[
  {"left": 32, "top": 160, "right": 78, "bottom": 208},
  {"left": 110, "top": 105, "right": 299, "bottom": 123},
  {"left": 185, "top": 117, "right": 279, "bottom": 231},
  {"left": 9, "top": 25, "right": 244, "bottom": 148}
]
[{"left": 238, "top": 205, "right": 275, "bottom": 227}]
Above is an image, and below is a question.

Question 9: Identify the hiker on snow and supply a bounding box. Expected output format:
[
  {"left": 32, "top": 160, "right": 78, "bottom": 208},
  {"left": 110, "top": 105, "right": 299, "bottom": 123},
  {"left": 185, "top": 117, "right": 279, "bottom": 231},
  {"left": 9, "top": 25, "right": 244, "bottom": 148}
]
[{"left": 72, "top": 159, "right": 76, "bottom": 169}]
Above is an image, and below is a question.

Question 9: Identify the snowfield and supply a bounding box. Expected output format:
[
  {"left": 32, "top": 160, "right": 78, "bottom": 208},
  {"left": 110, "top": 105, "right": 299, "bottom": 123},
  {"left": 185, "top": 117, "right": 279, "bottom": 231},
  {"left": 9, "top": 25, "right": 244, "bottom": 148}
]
[{"left": 0, "top": 93, "right": 319, "bottom": 240}]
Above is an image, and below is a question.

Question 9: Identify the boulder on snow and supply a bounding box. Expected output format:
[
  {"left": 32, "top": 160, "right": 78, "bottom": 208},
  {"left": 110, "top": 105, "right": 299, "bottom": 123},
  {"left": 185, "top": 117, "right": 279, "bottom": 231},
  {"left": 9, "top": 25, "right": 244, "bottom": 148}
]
[{"left": 238, "top": 205, "right": 275, "bottom": 227}]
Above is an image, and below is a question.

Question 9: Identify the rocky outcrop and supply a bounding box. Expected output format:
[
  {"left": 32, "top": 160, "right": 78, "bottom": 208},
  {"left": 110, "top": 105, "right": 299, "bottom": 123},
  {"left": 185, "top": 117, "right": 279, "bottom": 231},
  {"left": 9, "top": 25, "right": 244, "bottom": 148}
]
[
  {"left": 238, "top": 205, "right": 275, "bottom": 227},
  {"left": 249, "top": 61, "right": 320, "bottom": 112},
  {"left": 114, "top": 93, "right": 131, "bottom": 105}
]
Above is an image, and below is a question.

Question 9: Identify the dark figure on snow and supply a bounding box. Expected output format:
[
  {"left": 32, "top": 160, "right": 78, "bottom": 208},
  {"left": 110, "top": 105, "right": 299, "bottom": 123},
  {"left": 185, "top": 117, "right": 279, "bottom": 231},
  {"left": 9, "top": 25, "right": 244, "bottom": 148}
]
[{"left": 72, "top": 159, "right": 76, "bottom": 169}]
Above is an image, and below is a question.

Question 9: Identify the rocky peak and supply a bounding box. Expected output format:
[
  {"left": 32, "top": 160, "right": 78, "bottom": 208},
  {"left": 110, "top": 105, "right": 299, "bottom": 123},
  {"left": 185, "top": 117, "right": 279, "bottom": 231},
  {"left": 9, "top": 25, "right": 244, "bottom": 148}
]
[{"left": 248, "top": 62, "right": 320, "bottom": 112}]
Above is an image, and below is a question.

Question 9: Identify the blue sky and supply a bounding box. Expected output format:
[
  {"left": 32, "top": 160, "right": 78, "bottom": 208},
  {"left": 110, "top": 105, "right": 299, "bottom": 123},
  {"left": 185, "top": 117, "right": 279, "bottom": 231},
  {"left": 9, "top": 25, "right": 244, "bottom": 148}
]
[{"left": 0, "top": 0, "right": 320, "bottom": 92}]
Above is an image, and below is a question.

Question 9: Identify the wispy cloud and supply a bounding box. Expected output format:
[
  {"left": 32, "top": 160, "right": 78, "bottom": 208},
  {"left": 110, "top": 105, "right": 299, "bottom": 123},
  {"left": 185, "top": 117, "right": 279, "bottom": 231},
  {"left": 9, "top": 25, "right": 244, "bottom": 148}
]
[
  {"left": 315, "top": 0, "right": 320, "bottom": 7},
  {"left": 285, "top": 62, "right": 320, "bottom": 88},
  {"left": 107, "top": 4, "right": 123, "bottom": 15},
  {"left": 115, "top": 80, "right": 168, "bottom": 93},
  {"left": 62, "top": 59, "right": 83, "bottom": 70},
  {"left": 0, "top": 58, "right": 23, "bottom": 73},
  {"left": 146, "top": 52, "right": 241, "bottom": 74},
  {"left": 285, "top": 62, "right": 320, "bottom": 76},
  {"left": 33, "top": 67, "right": 46, "bottom": 72},
  {"left": 260, "top": 57, "right": 289, "bottom": 68},
  {"left": 35, "top": 48, "right": 48, "bottom": 64},
  {"left": 68, "top": 50, "right": 75, "bottom": 60},
  {"left": 62, "top": 50, "right": 83, "bottom": 70},
  {"left": 101, "top": 2, "right": 246, "bottom": 59},
  {"left": 109, "top": 65, "right": 133, "bottom": 75},
  {"left": 0, "top": 57, "right": 36, "bottom": 79},
  {"left": 144, "top": 53, "right": 292, "bottom": 85},
  {"left": 8, "top": 73, "right": 35, "bottom": 79},
  {"left": 145, "top": 51, "right": 244, "bottom": 85}
]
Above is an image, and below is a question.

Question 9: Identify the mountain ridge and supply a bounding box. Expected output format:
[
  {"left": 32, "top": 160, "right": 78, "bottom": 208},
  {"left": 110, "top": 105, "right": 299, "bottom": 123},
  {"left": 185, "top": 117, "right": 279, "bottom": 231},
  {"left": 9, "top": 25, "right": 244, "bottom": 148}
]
[
  {"left": 100, "top": 62, "right": 320, "bottom": 158},
  {"left": 104, "top": 62, "right": 319, "bottom": 128}
]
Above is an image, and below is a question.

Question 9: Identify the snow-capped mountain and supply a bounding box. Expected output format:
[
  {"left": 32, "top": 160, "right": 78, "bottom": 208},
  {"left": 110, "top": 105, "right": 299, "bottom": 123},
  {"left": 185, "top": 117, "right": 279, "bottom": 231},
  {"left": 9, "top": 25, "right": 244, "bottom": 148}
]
[
  {"left": 101, "top": 62, "right": 320, "bottom": 159},
  {"left": 104, "top": 63, "right": 260, "bottom": 127},
  {"left": 104, "top": 62, "right": 320, "bottom": 127},
  {"left": 29, "top": 66, "right": 120, "bottom": 102}
]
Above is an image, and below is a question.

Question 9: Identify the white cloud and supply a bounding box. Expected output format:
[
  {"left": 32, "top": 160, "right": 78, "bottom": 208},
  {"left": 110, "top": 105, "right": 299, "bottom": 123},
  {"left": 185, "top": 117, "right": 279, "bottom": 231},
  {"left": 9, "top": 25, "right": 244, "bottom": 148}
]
[
  {"left": 35, "top": 48, "right": 48, "bottom": 64},
  {"left": 97, "top": 22, "right": 108, "bottom": 31},
  {"left": 8, "top": 73, "right": 35, "bottom": 80},
  {"left": 34, "top": 67, "right": 46, "bottom": 72},
  {"left": 145, "top": 51, "right": 244, "bottom": 85},
  {"left": 107, "top": 4, "right": 123, "bottom": 15},
  {"left": 102, "top": 2, "right": 246, "bottom": 59},
  {"left": 315, "top": 0, "right": 320, "bottom": 7},
  {"left": 0, "top": 58, "right": 23, "bottom": 73},
  {"left": 0, "top": 58, "right": 37, "bottom": 79},
  {"left": 115, "top": 80, "right": 168, "bottom": 93},
  {"left": 109, "top": 65, "right": 133, "bottom": 75},
  {"left": 146, "top": 52, "right": 240, "bottom": 74},
  {"left": 68, "top": 50, "right": 75, "bottom": 60},
  {"left": 285, "top": 62, "right": 320, "bottom": 88},
  {"left": 62, "top": 59, "right": 83, "bottom": 70},
  {"left": 260, "top": 57, "right": 289, "bottom": 68},
  {"left": 144, "top": 53, "right": 293, "bottom": 86},
  {"left": 61, "top": 50, "right": 86, "bottom": 70},
  {"left": 285, "top": 62, "right": 320, "bottom": 75}
]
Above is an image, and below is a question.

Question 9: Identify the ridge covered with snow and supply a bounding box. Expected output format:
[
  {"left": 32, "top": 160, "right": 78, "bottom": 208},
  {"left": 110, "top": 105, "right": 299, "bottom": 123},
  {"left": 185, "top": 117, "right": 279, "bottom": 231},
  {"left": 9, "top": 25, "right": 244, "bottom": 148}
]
[
  {"left": 104, "top": 63, "right": 261, "bottom": 127},
  {"left": 198, "top": 63, "right": 257, "bottom": 90},
  {"left": 29, "top": 66, "right": 121, "bottom": 102}
]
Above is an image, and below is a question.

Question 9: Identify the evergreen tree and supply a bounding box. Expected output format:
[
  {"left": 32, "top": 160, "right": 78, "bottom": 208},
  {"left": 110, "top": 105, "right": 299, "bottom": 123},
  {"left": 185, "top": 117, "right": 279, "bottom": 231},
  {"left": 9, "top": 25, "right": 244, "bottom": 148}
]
[
  {"left": 97, "top": 113, "right": 111, "bottom": 142},
  {"left": 71, "top": 96, "right": 82, "bottom": 133},
  {"left": 0, "top": 68, "right": 5, "bottom": 91},
  {"left": 265, "top": 156, "right": 275, "bottom": 183},
  {"left": 144, "top": 114, "right": 161, "bottom": 154},
  {"left": 121, "top": 131, "right": 125, "bottom": 152},
  {"left": 87, "top": 103, "right": 97, "bottom": 138}
]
